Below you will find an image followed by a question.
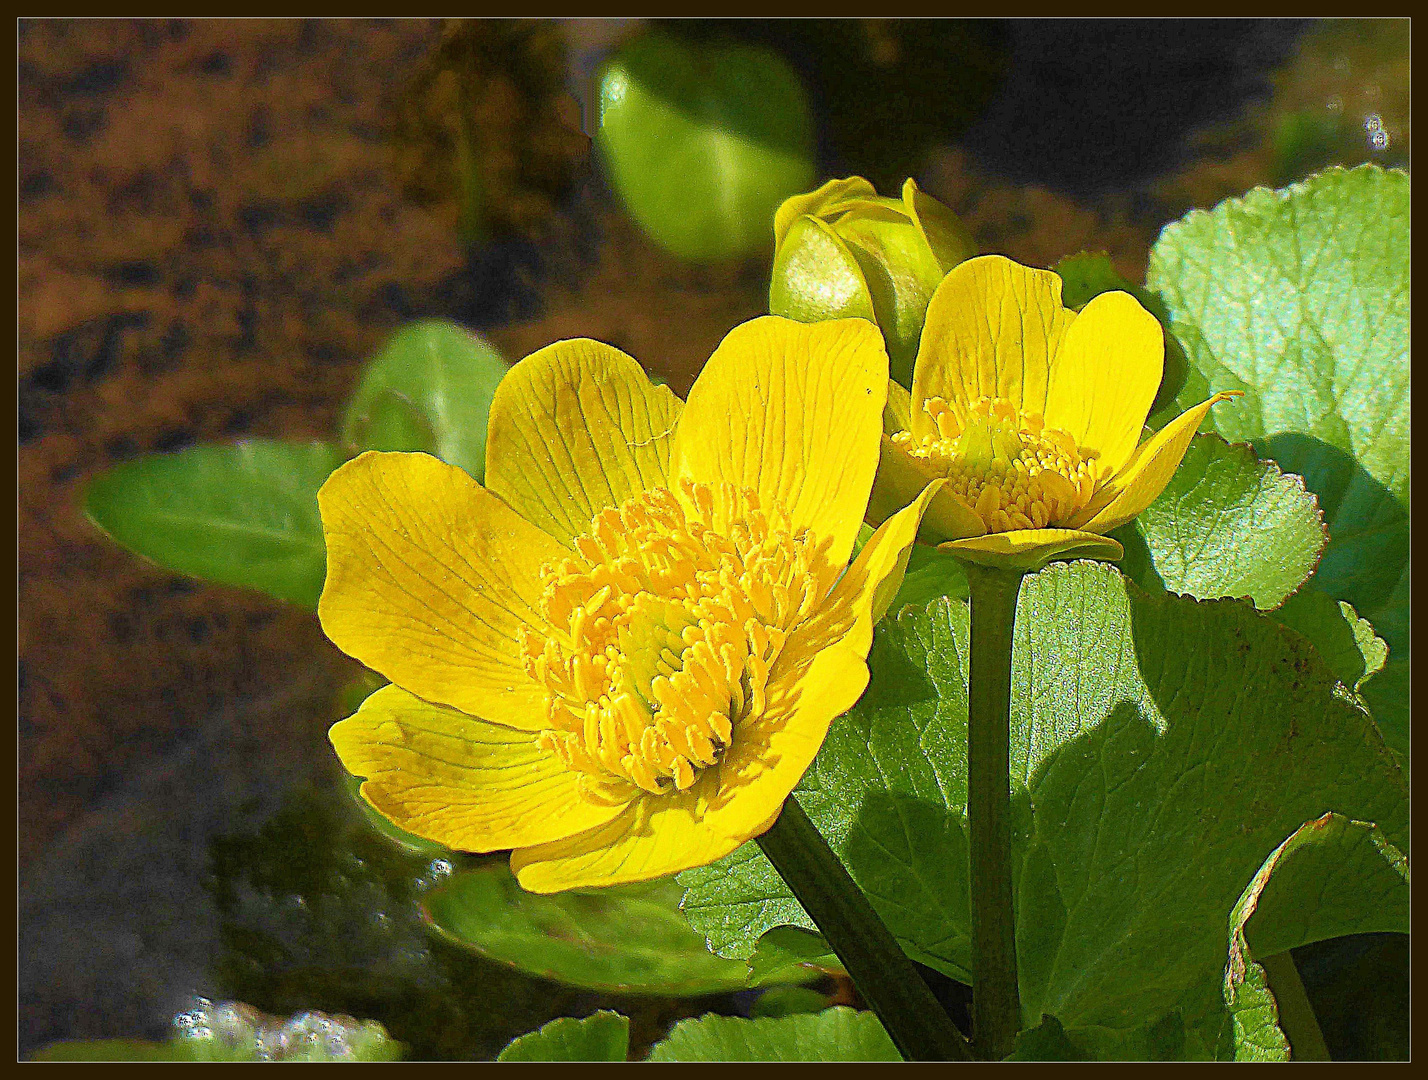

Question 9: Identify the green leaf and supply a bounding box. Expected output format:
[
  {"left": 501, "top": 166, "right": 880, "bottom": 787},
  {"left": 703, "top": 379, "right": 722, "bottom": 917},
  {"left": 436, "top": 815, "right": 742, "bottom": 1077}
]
[
  {"left": 1113, "top": 433, "right": 1327, "bottom": 610},
  {"left": 596, "top": 30, "right": 815, "bottom": 261},
  {"left": 1009, "top": 1012, "right": 1186, "bottom": 1062},
  {"left": 746, "top": 926, "right": 843, "bottom": 985},
  {"left": 30, "top": 1040, "right": 233, "bottom": 1062},
  {"left": 497, "top": 1011, "right": 630, "bottom": 1062},
  {"left": 1146, "top": 165, "right": 1409, "bottom": 669},
  {"left": 83, "top": 440, "right": 345, "bottom": 607},
  {"left": 341, "top": 320, "right": 509, "bottom": 481},
  {"left": 647, "top": 1008, "right": 900, "bottom": 1062},
  {"left": 1224, "top": 815, "right": 1409, "bottom": 1061},
  {"left": 421, "top": 862, "right": 809, "bottom": 995},
  {"left": 749, "top": 987, "right": 834, "bottom": 1019},
  {"left": 1273, "top": 591, "right": 1386, "bottom": 693},
  {"left": 681, "top": 562, "right": 1406, "bottom": 1058}
]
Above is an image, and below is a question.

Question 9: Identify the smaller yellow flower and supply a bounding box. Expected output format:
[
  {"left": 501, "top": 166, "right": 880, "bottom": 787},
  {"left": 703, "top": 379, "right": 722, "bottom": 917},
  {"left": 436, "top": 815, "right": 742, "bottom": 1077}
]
[
  {"left": 318, "top": 316, "right": 939, "bottom": 892},
  {"left": 870, "top": 254, "right": 1239, "bottom": 572}
]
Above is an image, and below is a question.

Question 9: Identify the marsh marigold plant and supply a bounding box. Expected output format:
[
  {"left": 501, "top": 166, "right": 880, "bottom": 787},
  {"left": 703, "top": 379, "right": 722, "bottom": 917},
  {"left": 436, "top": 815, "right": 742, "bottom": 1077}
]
[
  {"left": 870, "top": 255, "right": 1238, "bottom": 571},
  {"left": 319, "top": 317, "right": 939, "bottom": 892}
]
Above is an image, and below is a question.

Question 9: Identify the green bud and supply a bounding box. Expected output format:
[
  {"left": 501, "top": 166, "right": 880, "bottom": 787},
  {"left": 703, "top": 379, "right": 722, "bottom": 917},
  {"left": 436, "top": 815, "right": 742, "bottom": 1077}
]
[{"left": 769, "top": 176, "right": 975, "bottom": 386}]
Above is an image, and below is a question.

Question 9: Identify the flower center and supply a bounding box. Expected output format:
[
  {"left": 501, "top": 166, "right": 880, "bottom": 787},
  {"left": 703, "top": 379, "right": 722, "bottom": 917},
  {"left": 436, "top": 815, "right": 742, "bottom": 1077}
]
[
  {"left": 520, "top": 481, "right": 838, "bottom": 802},
  {"left": 891, "top": 395, "right": 1101, "bottom": 532}
]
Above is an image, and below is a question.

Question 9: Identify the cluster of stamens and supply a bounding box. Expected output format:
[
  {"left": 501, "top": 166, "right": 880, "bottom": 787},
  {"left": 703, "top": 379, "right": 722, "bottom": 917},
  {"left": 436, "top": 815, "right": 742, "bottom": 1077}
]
[
  {"left": 520, "top": 480, "right": 838, "bottom": 802},
  {"left": 891, "top": 395, "right": 1102, "bottom": 532}
]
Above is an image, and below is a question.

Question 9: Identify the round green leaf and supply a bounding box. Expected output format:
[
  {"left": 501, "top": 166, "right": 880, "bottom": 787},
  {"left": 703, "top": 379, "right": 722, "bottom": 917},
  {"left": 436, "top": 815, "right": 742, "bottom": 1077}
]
[
  {"left": 1147, "top": 165, "right": 1409, "bottom": 654},
  {"left": 597, "top": 30, "right": 815, "bottom": 261},
  {"left": 1115, "top": 433, "right": 1328, "bottom": 610},
  {"left": 681, "top": 562, "right": 1406, "bottom": 1058},
  {"left": 421, "top": 863, "right": 811, "bottom": 996},
  {"left": 83, "top": 440, "right": 345, "bottom": 608},
  {"left": 497, "top": 1012, "right": 629, "bottom": 1063},
  {"left": 341, "top": 320, "right": 509, "bottom": 481},
  {"left": 647, "top": 1008, "right": 899, "bottom": 1062}
]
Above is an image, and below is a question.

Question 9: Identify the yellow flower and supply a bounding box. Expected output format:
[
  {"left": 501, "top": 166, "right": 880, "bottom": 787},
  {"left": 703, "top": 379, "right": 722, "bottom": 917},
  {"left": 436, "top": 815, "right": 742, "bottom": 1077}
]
[
  {"left": 870, "top": 254, "right": 1239, "bottom": 572},
  {"left": 319, "top": 317, "right": 940, "bottom": 892}
]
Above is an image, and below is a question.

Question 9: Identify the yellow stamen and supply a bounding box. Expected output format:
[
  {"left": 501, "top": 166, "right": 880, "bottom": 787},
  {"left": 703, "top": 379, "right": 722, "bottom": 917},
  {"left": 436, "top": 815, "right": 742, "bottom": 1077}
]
[
  {"left": 891, "top": 395, "right": 1102, "bottom": 531},
  {"left": 521, "top": 482, "right": 839, "bottom": 800}
]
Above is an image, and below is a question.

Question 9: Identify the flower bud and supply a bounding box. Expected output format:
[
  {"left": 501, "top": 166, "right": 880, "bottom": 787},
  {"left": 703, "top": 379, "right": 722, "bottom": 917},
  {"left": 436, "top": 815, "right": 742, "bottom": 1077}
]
[{"left": 769, "top": 176, "right": 975, "bottom": 386}]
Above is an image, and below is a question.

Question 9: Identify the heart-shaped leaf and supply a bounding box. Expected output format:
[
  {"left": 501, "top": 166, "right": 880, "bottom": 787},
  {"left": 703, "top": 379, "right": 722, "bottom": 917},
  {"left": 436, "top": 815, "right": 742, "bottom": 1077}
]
[{"left": 681, "top": 563, "right": 1406, "bottom": 1058}]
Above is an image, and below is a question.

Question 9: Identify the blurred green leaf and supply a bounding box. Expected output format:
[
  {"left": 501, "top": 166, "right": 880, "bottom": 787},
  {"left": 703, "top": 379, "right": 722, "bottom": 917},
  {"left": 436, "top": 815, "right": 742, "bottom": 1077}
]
[
  {"left": 342, "top": 320, "right": 509, "bottom": 480},
  {"left": 597, "top": 29, "right": 815, "bottom": 261},
  {"left": 648, "top": 1007, "right": 899, "bottom": 1062},
  {"left": 497, "top": 1011, "right": 629, "bottom": 1062},
  {"left": 421, "top": 863, "right": 813, "bottom": 995},
  {"left": 84, "top": 440, "right": 344, "bottom": 608}
]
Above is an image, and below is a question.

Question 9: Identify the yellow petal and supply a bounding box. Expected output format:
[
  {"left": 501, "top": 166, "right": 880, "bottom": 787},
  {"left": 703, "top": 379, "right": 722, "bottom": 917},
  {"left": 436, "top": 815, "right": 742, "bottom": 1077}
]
[
  {"left": 1043, "top": 290, "right": 1164, "bottom": 476},
  {"left": 1072, "top": 392, "right": 1241, "bottom": 533},
  {"left": 332, "top": 685, "right": 624, "bottom": 852},
  {"left": 773, "top": 175, "right": 878, "bottom": 249},
  {"left": 485, "top": 338, "right": 682, "bottom": 548},
  {"left": 941, "top": 528, "right": 1123, "bottom": 573},
  {"left": 675, "top": 316, "right": 887, "bottom": 569},
  {"left": 867, "top": 433, "right": 986, "bottom": 541},
  {"left": 785, "top": 479, "right": 945, "bottom": 676},
  {"left": 511, "top": 643, "right": 870, "bottom": 892},
  {"left": 912, "top": 255, "right": 1074, "bottom": 438},
  {"left": 318, "top": 451, "right": 562, "bottom": 731}
]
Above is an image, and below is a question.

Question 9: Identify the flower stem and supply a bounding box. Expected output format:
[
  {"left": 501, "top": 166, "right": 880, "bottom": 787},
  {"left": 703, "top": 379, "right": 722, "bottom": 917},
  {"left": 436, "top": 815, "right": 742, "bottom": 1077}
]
[
  {"left": 962, "top": 563, "right": 1026, "bottom": 1060},
  {"left": 757, "top": 794, "right": 973, "bottom": 1061},
  {"left": 1260, "top": 951, "right": 1330, "bottom": 1061}
]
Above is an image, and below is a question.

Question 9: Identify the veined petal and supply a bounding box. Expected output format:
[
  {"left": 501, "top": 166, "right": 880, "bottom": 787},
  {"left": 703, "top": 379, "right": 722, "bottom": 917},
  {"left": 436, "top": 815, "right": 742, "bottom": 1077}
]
[
  {"left": 867, "top": 434, "right": 986, "bottom": 540},
  {"left": 941, "top": 528, "right": 1123, "bottom": 573},
  {"left": 318, "top": 451, "right": 562, "bottom": 731},
  {"left": 1072, "top": 392, "right": 1241, "bottom": 533},
  {"left": 1043, "top": 290, "right": 1164, "bottom": 477},
  {"left": 773, "top": 175, "right": 877, "bottom": 249},
  {"left": 675, "top": 316, "right": 887, "bottom": 569},
  {"left": 784, "top": 480, "right": 945, "bottom": 677},
  {"left": 912, "top": 255, "right": 1073, "bottom": 438},
  {"left": 511, "top": 643, "right": 870, "bottom": 892},
  {"left": 333, "top": 685, "right": 624, "bottom": 853},
  {"left": 485, "top": 339, "right": 681, "bottom": 548}
]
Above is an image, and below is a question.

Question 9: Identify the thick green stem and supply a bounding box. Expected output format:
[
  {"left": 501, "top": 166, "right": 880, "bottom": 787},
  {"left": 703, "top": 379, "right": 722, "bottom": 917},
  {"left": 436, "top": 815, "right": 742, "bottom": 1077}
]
[
  {"left": 963, "top": 563, "right": 1026, "bottom": 1060},
  {"left": 757, "top": 795, "right": 973, "bottom": 1061},
  {"left": 1260, "top": 951, "right": 1330, "bottom": 1061}
]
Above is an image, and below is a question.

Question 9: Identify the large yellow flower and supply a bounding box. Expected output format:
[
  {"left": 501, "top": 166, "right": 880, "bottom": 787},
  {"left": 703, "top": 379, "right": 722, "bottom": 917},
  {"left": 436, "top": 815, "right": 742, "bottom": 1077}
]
[
  {"left": 319, "top": 317, "right": 939, "bottom": 893},
  {"left": 870, "top": 255, "right": 1238, "bottom": 571}
]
